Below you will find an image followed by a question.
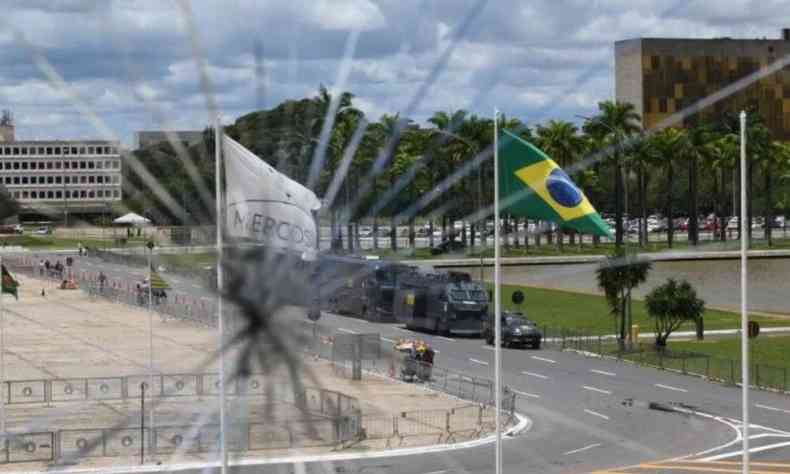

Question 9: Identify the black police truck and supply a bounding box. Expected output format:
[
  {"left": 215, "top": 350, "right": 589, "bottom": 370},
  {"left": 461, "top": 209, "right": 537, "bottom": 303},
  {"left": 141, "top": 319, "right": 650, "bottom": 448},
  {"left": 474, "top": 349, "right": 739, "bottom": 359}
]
[{"left": 393, "top": 270, "right": 488, "bottom": 336}]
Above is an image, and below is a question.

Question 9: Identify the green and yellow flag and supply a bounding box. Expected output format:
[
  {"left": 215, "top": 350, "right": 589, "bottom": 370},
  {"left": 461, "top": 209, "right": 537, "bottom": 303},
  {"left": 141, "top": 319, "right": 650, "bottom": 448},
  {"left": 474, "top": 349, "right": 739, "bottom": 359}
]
[
  {"left": 498, "top": 129, "right": 612, "bottom": 237},
  {"left": 2, "top": 264, "right": 19, "bottom": 300},
  {"left": 149, "top": 268, "right": 171, "bottom": 290}
]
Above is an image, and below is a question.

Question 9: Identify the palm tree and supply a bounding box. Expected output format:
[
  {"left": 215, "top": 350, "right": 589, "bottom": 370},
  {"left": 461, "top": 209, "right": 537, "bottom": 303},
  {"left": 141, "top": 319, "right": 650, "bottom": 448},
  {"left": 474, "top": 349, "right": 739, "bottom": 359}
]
[
  {"left": 648, "top": 127, "right": 689, "bottom": 249},
  {"left": 379, "top": 113, "right": 412, "bottom": 252},
  {"left": 584, "top": 101, "right": 641, "bottom": 249},
  {"left": 684, "top": 125, "right": 712, "bottom": 246},
  {"left": 764, "top": 141, "right": 790, "bottom": 246},
  {"left": 705, "top": 133, "right": 739, "bottom": 242},
  {"left": 536, "top": 120, "right": 584, "bottom": 249}
]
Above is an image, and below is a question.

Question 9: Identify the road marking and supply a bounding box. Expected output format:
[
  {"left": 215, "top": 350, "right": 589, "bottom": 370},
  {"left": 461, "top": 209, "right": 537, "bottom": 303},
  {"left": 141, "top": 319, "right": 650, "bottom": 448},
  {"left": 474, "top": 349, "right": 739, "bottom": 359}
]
[
  {"left": 584, "top": 409, "right": 610, "bottom": 421},
  {"left": 654, "top": 383, "right": 688, "bottom": 393},
  {"left": 438, "top": 336, "right": 455, "bottom": 342},
  {"left": 563, "top": 443, "right": 601, "bottom": 456},
  {"left": 702, "top": 439, "right": 790, "bottom": 461},
  {"left": 531, "top": 356, "right": 556, "bottom": 364},
  {"left": 469, "top": 358, "right": 489, "bottom": 366},
  {"left": 481, "top": 345, "right": 494, "bottom": 351},
  {"left": 590, "top": 369, "right": 616, "bottom": 377},
  {"left": 337, "top": 328, "right": 357, "bottom": 334},
  {"left": 423, "top": 470, "right": 448, "bottom": 474},
  {"left": 511, "top": 389, "right": 540, "bottom": 399},
  {"left": 191, "top": 284, "right": 201, "bottom": 289},
  {"left": 755, "top": 403, "right": 790, "bottom": 415},
  {"left": 582, "top": 385, "right": 612, "bottom": 395},
  {"left": 381, "top": 337, "right": 396, "bottom": 343},
  {"left": 522, "top": 371, "right": 549, "bottom": 380}
]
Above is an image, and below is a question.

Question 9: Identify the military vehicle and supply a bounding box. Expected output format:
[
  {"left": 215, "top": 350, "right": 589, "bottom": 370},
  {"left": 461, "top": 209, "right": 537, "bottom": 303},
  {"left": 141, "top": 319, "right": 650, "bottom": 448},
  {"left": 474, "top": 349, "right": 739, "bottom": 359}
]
[
  {"left": 482, "top": 311, "right": 542, "bottom": 349},
  {"left": 393, "top": 270, "right": 488, "bottom": 336},
  {"left": 315, "top": 254, "right": 414, "bottom": 322}
]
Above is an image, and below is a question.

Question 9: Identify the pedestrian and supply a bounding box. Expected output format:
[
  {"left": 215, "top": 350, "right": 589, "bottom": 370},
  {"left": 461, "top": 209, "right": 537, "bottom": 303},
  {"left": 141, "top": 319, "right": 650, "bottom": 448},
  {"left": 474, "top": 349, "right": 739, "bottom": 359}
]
[
  {"left": 39, "top": 259, "right": 45, "bottom": 277},
  {"left": 44, "top": 259, "right": 51, "bottom": 277},
  {"left": 98, "top": 272, "right": 107, "bottom": 294},
  {"left": 77, "top": 242, "right": 83, "bottom": 256}
]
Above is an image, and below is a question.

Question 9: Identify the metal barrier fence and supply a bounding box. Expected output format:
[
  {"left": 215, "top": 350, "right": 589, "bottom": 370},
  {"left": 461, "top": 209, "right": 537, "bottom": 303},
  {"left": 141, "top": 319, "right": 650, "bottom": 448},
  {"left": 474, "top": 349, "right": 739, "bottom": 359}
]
[
  {"left": 2, "top": 371, "right": 360, "bottom": 418},
  {"left": 541, "top": 327, "right": 790, "bottom": 394}
]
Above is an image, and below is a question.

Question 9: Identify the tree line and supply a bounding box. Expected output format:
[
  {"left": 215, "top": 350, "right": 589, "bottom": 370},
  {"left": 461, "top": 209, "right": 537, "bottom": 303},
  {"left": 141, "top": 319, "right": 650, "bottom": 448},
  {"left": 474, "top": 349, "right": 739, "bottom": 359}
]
[{"left": 123, "top": 85, "right": 790, "bottom": 251}]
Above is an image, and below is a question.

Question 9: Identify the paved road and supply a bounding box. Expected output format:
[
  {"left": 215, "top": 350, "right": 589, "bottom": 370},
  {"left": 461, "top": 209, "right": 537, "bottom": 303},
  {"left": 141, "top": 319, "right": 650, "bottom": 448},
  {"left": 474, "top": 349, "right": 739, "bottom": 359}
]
[{"left": 34, "top": 252, "right": 790, "bottom": 473}]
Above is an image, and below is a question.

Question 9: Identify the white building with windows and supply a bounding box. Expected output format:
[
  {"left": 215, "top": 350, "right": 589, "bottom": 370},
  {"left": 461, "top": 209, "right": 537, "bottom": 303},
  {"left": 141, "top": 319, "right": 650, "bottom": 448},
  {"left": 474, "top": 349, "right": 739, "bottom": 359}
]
[{"left": 0, "top": 140, "right": 123, "bottom": 218}]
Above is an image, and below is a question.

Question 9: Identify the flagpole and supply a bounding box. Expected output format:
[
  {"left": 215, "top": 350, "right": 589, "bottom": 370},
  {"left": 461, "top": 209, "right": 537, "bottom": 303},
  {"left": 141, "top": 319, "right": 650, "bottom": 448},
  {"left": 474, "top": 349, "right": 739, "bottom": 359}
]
[
  {"left": 0, "top": 253, "right": 5, "bottom": 435},
  {"left": 493, "top": 108, "right": 503, "bottom": 474},
  {"left": 214, "top": 115, "right": 229, "bottom": 474},
  {"left": 739, "top": 110, "right": 749, "bottom": 474},
  {"left": 146, "top": 241, "right": 155, "bottom": 462}
]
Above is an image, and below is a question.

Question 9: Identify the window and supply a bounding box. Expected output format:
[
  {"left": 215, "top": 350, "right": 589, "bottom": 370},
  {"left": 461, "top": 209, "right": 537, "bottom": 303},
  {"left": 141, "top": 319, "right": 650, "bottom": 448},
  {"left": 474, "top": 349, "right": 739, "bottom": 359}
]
[
  {"left": 21, "top": 177, "right": 28, "bottom": 184},
  {"left": 88, "top": 161, "right": 95, "bottom": 169},
  {"left": 80, "top": 190, "right": 86, "bottom": 198},
  {"left": 88, "top": 176, "right": 95, "bottom": 184},
  {"left": 64, "top": 190, "right": 70, "bottom": 199},
  {"left": 64, "top": 176, "right": 70, "bottom": 184},
  {"left": 87, "top": 147, "right": 94, "bottom": 154},
  {"left": 38, "top": 147, "right": 44, "bottom": 155},
  {"left": 63, "top": 147, "right": 69, "bottom": 155},
  {"left": 47, "top": 191, "right": 54, "bottom": 199},
  {"left": 46, "top": 162, "right": 53, "bottom": 170},
  {"left": 64, "top": 162, "right": 70, "bottom": 169},
  {"left": 104, "top": 160, "right": 110, "bottom": 168},
  {"left": 3, "top": 177, "right": 9, "bottom": 184},
  {"left": 47, "top": 176, "right": 54, "bottom": 184},
  {"left": 12, "top": 177, "right": 19, "bottom": 185},
  {"left": 113, "top": 175, "right": 120, "bottom": 184},
  {"left": 113, "top": 190, "right": 120, "bottom": 198},
  {"left": 112, "top": 161, "right": 119, "bottom": 169},
  {"left": 21, "top": 147, "right": 27, "bottom": 155},
  {"left": 55, "top": 191, "right": 62, "bottom": 199},
  {"left": 55, "top": 176, "right": 62, "bottom": 184},
  {"left": 12, "top": 162, "right": 19, "bottom": 170},
  {"left": 79, "top": 147, "right": 85, "bottom": 154},
  {"left": 13, "top": 147, "right": 19, "bottom": 154},
  {"left": 96, "top": 176, "right": 103, "bottom": 184},
  {"left": 22, "top": 191, "right": 28, "bottom": 199},
  {"left": 80, "top": 161, "right": 86, "bottom": 169},
  {"left": 71, "top": 147, "right": 77, "bottom": 154},
  {"left": 21, "top": 162, "right": 28, "bottom": 170},
  {"left": 88, "top": 190, "right": 95, "bottom": 199},
  {"left": 54, "top": 147, "right": 61, "bottom": 155},
  {"left": 55, "top": 162, "right": 62, "bottom": 169},
  {"left": 97, "top": 161, "right": 103, "bottom": 169},
  {"left": 30, "top": 191, "right": 37, "bottom": 199},
  {"left": 72, "top": 161, "right": 78, "bottom": 169},
  {"left": 13, "top": 192, "right": 19, "bottom": 199}
]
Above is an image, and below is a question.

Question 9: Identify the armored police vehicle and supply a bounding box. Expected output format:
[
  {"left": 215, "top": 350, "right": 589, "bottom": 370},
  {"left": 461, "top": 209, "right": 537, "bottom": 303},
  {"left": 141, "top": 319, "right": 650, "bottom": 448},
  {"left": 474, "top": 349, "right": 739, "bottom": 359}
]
[
  {"left": 393, "top": 270, "right": 488, "bottom": 336},
  {"left": 315, "top": 254, "right": 414, "bottom": 322}
]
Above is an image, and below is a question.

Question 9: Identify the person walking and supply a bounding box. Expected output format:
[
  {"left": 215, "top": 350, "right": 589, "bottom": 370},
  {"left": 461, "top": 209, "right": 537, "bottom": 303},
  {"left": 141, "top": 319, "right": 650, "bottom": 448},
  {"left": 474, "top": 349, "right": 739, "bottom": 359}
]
[
  {"left": 77, "top": 242, "right": 83, "bottom": 256},
  {"left": 98, "top": 271, "right": 107, "bottom": 294},
  {"left": 39, "top": 259, "right": 45, "bottom": 277},
  {"left": 44, "top": 259, "right": 51, "bottom": 278}
]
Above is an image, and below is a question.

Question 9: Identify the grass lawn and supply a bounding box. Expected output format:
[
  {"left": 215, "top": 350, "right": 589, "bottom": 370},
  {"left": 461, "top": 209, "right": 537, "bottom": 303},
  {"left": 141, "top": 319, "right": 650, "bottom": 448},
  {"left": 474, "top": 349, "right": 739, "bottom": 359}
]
[
  {"left": 493, "top": 283, "right": 789, "bottom": 335},
  {"left": 159, "top": 252, "right": 216, "bottom": 269},
  {"left": 0, "top": 235, "right": 141, "bottom": 250}
]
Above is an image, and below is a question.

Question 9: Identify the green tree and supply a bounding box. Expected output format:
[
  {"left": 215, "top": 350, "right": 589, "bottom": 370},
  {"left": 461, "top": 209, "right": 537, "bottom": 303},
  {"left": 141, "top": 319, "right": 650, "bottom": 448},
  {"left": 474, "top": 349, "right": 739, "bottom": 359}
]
[
  {"left": 704, "top": 132, "right": 739, "bottom": 241},
  {"left": 645, "top": 279, "right": 705, "bottom": 349},
  {"left": 0, "top": 185, "right": 19, "bottom": 222},
  {"left": 685, "top": 125, "right": 713, "bottom": 246},
  {"left": 585, "top": 101, "right": 641, "bottom": 249},
  {"left": 763, "top": 141, "right": 790, "bottom": 246},
  {"left": 648, "top": 127, "right": 689, "bottom": 248},
  {"left": 596, "top": 248, "right": 652, "bottom": 350}
]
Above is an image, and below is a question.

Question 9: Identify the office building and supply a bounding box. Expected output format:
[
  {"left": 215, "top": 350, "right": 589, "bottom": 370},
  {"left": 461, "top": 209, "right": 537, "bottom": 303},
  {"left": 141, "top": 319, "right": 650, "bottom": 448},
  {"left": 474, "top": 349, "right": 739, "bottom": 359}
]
[{"left": 616, "top": 29, "right": 790, "bottom": 138}]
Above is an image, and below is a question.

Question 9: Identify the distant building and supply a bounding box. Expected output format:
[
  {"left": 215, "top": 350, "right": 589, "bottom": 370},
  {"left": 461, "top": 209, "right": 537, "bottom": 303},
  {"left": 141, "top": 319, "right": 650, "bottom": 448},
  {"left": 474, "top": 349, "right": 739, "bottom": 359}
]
[
  {"left": 134, "top": 130, "right": 204, "bottom": 150},
  {"left": 0, "top": 110, "right": 14, "bottom": 143},
  {"left": 616, "top": 29, "right": 790, "bottom": 138},
  {"left": 0, "top": 139, "right": 123, "bottom": 219}
]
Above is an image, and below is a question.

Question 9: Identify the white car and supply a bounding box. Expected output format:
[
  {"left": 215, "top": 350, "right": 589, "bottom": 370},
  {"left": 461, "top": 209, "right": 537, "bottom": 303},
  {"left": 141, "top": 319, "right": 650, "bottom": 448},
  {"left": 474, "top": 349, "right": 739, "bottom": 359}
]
[{"left": 33, "top": 227, "right": 51, "bottom": 235}]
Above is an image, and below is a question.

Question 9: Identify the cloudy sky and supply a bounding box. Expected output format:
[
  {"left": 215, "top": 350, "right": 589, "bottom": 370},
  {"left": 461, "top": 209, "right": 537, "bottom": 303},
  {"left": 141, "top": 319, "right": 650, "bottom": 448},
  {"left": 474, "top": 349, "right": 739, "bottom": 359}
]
[{"left": 0, "top": 0, "right": 788, "bottom": 147}]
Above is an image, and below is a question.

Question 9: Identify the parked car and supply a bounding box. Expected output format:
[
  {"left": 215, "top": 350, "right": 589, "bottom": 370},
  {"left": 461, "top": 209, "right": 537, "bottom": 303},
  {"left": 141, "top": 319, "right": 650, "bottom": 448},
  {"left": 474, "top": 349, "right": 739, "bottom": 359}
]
[
  {"left": 33, "top": 226, "right": 52, "bottom": 235},
  {"left": 727, "top": 218, "right": 739, "bottom": 230},
  {"left": 482, "top": 312, "right": 542, "bottom": 349},
  {"left": 770, "top": 216, "right": 786, "bottom": 229}
]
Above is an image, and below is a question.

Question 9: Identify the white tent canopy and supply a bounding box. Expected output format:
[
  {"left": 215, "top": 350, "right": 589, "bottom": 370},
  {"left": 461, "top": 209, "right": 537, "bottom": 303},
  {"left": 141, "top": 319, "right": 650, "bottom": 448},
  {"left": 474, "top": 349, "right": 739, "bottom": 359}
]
[{"left": 112, "top": 212, "right": 151, "bottom": 225}]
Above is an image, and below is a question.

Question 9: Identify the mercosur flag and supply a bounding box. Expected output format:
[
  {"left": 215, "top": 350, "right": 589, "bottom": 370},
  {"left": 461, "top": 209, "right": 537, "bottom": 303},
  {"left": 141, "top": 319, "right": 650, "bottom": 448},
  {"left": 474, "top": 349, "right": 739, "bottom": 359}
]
[
  {"left": 498, "top": 129, "right": 612, "bottom": 237},
  {"left": 223, "top": 135, "right": 322, "bottom": 258}
]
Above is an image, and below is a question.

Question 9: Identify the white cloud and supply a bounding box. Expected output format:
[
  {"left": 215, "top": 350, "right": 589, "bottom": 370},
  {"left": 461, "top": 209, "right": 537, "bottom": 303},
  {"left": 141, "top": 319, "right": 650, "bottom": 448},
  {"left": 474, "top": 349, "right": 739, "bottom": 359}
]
[{"left": 308, "top": 0, "right": 386, "bottom": 31}]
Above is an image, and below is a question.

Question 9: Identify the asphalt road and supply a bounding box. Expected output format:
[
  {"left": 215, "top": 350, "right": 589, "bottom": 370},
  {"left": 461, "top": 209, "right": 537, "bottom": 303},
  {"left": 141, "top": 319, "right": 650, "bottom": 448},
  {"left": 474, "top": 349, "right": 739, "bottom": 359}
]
[{"left": 36, "top": 252, "right": 790, "bottom": 473}]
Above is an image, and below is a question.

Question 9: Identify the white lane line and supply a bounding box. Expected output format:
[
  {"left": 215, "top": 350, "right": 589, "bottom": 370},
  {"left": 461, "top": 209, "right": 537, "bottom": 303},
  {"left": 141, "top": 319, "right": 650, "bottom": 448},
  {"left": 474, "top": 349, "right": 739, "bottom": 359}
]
[
  {"left": 582, "top": 385, "right": 612, "bottom": 395},
  {"left": 511, "top": 389, "right": 540, "bottom": 399},
  {"left": 563, "top": 443, "right": 601, "bottom": 456},
  {"left": 481, "top": 345, "right": 494, "bottom": 351},
  {"left": 337, "top": 328, "right": 357, "bottom": 334},
  {"left": 584, "top": 409, "right": 610, "bottom": 421},
  {"left": 590, "top": 369, "right": 616, "bottom": 377},
  {"left": 531, "top": 356, "right": 556, "bottom": 364},
  {"left": 522, "top": 371, "right": 549, "bottom": 380},
  {"left": 438, "top": 336, "right": 455, "bottom": 342},
  {"left": 381, "top": 337, "right": 396, "bottom": 343},
  {"left": 702, "top": 439, "right": 790, "bottom": 461},
  {"left": 191, "top": 283, "right": 201, "bottom": 289},
  {"left": 654, "top": 383, "right": 688, "bottom": 393},
  {"left": 423, "top": 470, "right": 448, "bottom": 474},
  {"left": 755, "top": 403, "right": 790, "bottom": 415},
  {"left": 469, "top": 358, "right": 489, "bottom": 366}
]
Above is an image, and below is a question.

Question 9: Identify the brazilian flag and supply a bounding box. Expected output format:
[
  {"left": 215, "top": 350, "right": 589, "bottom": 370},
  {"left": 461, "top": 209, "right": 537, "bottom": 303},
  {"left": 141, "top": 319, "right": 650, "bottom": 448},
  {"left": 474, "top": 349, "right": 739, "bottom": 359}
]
[
  {"left": 149, "top": 268, "right": 171, "bottom": 290},
  {"left": 1, "top": 264, "right": 19, "bottom": 300},
  {"left": 498, "top": 129, "right": 613, "bottom": 237}
]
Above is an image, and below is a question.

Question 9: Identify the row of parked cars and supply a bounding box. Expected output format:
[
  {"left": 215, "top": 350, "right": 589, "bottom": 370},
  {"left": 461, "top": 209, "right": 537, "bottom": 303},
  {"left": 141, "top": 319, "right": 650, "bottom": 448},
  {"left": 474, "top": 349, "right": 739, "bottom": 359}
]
[{"left": 604, "top": 214, "right": 787, "bottom": 233}]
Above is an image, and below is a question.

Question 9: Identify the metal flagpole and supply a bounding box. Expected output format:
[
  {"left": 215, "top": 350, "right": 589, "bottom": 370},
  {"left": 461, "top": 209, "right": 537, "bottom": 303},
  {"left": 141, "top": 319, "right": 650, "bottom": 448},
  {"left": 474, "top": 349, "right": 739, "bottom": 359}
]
[
  {"left": 493, "top": 108, "right": 503, "bottom": 474},
  {"left": 739, "top": 110, "right": 749, "bottom": 474},
  {"left": 214, "top": 116, "right": 229, "bottom": 474},
  {"left": 146, "top": 243, "right": 155, "bottom": 460},
  {"left": 0, "top": 253, "right": 5, "bottom": 435}
]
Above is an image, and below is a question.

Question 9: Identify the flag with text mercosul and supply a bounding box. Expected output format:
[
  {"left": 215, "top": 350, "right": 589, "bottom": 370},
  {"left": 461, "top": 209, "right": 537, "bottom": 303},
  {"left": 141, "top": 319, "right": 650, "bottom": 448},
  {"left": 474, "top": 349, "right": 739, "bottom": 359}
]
[
  {"left": 498, "top": 129, "right": 613, "bottom": 238},
  {"left": 1, "top": 264, "right": 19, "bottom": 300}
]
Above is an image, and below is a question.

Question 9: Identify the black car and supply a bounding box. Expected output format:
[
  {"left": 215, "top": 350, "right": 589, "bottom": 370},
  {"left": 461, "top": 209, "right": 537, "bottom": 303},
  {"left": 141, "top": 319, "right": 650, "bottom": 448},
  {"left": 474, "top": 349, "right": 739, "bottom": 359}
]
[
  {"left": 430, "top": 238, "right": 466, "bottom": 255},
  {"left": 482, "top": 312, "right": 542, "bottom": 349}
]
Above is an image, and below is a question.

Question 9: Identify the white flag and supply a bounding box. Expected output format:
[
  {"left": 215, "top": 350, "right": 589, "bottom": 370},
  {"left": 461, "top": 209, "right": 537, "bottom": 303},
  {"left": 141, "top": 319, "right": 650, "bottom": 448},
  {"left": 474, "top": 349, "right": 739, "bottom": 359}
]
[{"left": 223, "top": 135, "right": 321, "bottom": 258}]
